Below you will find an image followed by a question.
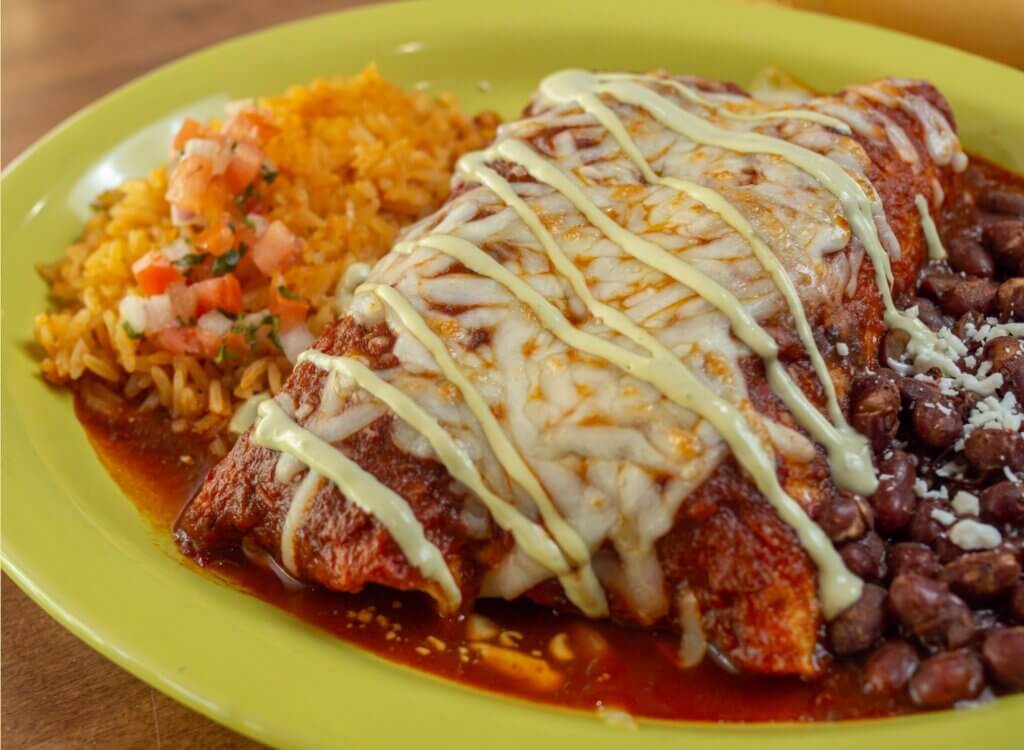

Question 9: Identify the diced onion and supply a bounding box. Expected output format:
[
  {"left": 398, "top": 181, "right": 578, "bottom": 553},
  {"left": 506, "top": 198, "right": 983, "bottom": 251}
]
[
  {"left": 224, "top": 98, "right": 256, "bottom": 117},
  {"left": 197, "top": 310, "right": 233, "bottom": 338},
  {"left": 167, "top": 283, "right": 198, "bottom": 322},
  {"left": 171, "top": 205, "right": 200, "bottom": 227},
  {"left": 143, "top": 294, "right": 175, "bottom": 332},
  {"left": 280, "top": 324, "right": 314, "bottom": 363},
  {"left": 118, "top": 295, "right": 148, "bottom": 333},
  {"left": 130, "top": 251, "right": 158, "bottom": 277},
  {"left": 246, "top": 213, "right": 269, "bottom": 235},
  {"left": 160, "top": 238, "right": 190, "bottom": 262},
  {"left": 184, "top": 138, "right": 230, "bottom": 175}
]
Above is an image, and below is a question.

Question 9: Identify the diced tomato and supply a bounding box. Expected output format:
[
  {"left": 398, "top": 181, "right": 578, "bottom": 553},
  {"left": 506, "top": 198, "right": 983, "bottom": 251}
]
[
  {"left": 222, "top": 110, "right": 279, "bottom": 145},
  {"left": 196, "top": 220, "right": 236, "bottom": 255},
  {"left": 165, "top": 156, "right": 214, "bottom": 214},
  {"left": 217, "top": 331, "right": 249, "bottom": 360},
  {"left": 166, "top": 282, "right": 198, "bottom": 321},
  {"left": 251, "top": 221, "right": 301, "bottom": 276},
  {"left": 269, "top": 278, "right": 310, "bottom": 331},
  {"left": 172, "top": 118, "right": 212, "bottom": 153},
  {"left": 225, "top": 143, "right": 264, "bottom": 193},
  {"left": 151, "top": 326, "right": 221, "bottom": 357},
  {"left": 192, "top": 274, "right": 243, "bottom": 316},
  {"left": 132, "top": 251, "right": 183, "bottom": 296}
]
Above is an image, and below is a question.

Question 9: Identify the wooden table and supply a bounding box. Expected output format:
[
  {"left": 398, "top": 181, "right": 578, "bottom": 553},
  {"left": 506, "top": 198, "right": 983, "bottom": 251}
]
[
  {"left": 2, "top": 2, "right": 1019, "bottom": 748},
  {"left": 1, "top": 4, "right": 374, "bottom": 746}
]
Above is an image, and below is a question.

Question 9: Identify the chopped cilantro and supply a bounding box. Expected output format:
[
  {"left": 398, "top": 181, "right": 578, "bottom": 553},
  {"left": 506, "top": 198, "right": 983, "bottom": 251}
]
[
  {"left": 227, "top": 313, "right": 282, "bottom": 352},
  {"left": 214, "top": 343, "right": 238, "bottom": 364},
  {"left": 230, "top": 318, "right": 258, "bottom": 349},
  {"left": 260, "top": 164, "right": 278, "bottom": 184},
  {"left": 242, "top": 215, "right": 256, "bottom": 229},
  {"left": 122, "top": 321, "right": 144, "bottom": 340},
  {"left": 234, "top": 182, "right": 255, "bottom": 208},
  {"left": 211, "top": 243, "right": 247, "bottom": 277},
  {"left": 277, "top": 284, "right": 300, "bottom": 300},
  {"left": 268, "top": 315, "right": 283, "bottom": 352},
  {"left": 173, "top": 252, "right": 208, "bottom": 272}
]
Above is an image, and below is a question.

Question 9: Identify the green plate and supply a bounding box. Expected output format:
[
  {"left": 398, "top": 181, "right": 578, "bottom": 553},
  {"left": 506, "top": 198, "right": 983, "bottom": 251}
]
[{"left": 3, "top": 0, "right": 1023, "bottom": 747}]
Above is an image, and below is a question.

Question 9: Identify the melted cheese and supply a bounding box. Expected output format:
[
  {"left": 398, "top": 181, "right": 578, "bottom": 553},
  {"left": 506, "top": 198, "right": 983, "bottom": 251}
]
[
  {"left": 508, "top": 85, "right": 874, "bottom": 493},
  {"left": 601, "top": 72, "right": 853, "bottom": 134},
  {"left": 915, "top": 193, "right": 948, "bottom": 260},
  {"left": 252, "top": 397, "right": 462, "bottom": 610},
  {"left": 393, "top": 233, "right": 859, "bottom": 617},
  {"left": 280, "top": 470, "right": 322, "bottom": 575},
  {"left": 252, "top": 70, "right": 965, "bottom": 625}
]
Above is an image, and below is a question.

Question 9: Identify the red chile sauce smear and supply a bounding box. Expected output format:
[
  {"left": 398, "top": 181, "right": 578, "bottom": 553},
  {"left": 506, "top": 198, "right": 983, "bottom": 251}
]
[{"left": 72, "top": 157, "right": 1022, "bottom": 724}]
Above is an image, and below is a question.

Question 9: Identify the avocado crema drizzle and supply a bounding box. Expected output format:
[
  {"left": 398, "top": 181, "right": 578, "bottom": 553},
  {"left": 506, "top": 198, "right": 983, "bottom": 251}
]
[{"left": 252, "top": 71, "right": 961, "bottom": 622}]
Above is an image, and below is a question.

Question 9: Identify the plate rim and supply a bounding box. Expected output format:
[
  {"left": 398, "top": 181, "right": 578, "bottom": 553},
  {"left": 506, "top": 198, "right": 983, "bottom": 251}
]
[{"left": 3, "top": 0, "right": 1024, "bottom": 747}]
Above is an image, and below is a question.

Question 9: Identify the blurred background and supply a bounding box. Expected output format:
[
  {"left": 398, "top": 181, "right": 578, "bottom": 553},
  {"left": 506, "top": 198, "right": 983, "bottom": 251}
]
[
  {"left": 2, "top": 0, "right": 1021, "bottom": 747},
  {"left": 4, "top": 0, "right": 1022, "bottom": 166}
]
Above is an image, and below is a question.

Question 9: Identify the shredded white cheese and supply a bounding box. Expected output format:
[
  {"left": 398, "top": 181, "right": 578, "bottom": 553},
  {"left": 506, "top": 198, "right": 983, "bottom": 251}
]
[
  {"left": 949, "top": 519, "right": 1002, "bottom": 550},
  {"left": 915, "top": 478, "right": 950, "bottom": 501},
  {"left": 951, "top": 490, "right": 980, "bottom": 517}
]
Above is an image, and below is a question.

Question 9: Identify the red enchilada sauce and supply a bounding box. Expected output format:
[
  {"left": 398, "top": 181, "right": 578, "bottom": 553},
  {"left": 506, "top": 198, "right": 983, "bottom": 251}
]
[
  {"left": 73, "top": 156, "right": 1024, "bottom": 723},
  {"left": 76, "top": 399, "right": 900, "bottom": 722}
]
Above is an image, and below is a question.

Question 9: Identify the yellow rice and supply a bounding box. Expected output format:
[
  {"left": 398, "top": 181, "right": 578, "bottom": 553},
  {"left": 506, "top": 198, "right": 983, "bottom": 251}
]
[{"left": 35, "top": 65, "right": 498, "bottom": 440}]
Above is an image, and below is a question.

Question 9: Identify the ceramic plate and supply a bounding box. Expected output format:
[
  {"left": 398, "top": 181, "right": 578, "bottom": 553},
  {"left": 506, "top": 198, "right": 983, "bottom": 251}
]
[{"left": 3, "top": 1, "right": 1023, "bottom": 746}]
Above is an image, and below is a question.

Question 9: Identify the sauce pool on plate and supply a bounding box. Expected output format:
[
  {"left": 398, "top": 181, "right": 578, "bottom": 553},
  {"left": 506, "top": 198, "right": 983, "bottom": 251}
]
[{"left": 75, "top": 390, "right": 912, "bottom": 723}]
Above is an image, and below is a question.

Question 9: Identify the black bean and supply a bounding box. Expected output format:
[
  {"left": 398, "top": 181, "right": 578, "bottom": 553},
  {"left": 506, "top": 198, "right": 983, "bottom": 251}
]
[
  {"left": 870, "top": 451, "right": 917, "bottom": 534},
  {"left": 909, "top": 650, "right": 985, "bottom": 708},
  {"left": 935, "top": 536, "right": 967, "bottom": 564},
  {"left": 956, "top": 390, "right": 984, "bottom": 420},
  {"left": 850, "top": 374, "right": 901, "bottom": 452},
  {"left": 910, "top": 500, "right": 946, "bottom": 546},
  {"left": 914, "top": 297, "right": 950, "bottom": 332},
  {"left": 964, "top": 429, "right": 1024, "bottom": 472},
  {"left": 817, "top": 492, "right": 869, "bottom": 542},
  {"left": 979, "top": 481, "right": 1024, "bottom": 524},
  {"left": 1011, "top": 584, "right": 1024, "bottom": 624},
  {"left": 941, "top": 278, "right": 999, "bottom": 317},
  {"left": 1006, "top": 538, "right": 1024, "bottom": 568},
  {"left": 1004, "top": 358, "right": 1024, "bottom": 404},
  {"left": 943, "top": 550, "right": 1021, "bottom": 602},
  {"left": 953, "top": 311, "right": 986, "bottom": 340},
  {"left": 920, "top": 268, "right": 961, "bottom": 301},
  {"left": 840, "top": 531, "right": 887, "bottom": 581},
  {"left": 996, "top": 278, "right": 1024, "bottom": 321},
  {"left": 890, "top": 574, "right": 976, "bottom": 649},
  {"left": 984, "top": 335, "right": 1024, "bottom": 371},
  {"left": 911, "top": 397, "right": 962, "bottom": 449},
  {"left": 889, "top": 574, "right": 949, "bottom": 642},
  {"left": 984, "top": 219, "right": 1024, "bottom": 275},
  {"left": 981, "top": 627, "right": 1024, "bottom": 690},
  {"left": 943, "top": 596, "right": 978, "bottom": 649},
  {"left": 973, "top": 608, "right": 1003, "bottom": 637},
  {"left": 863, "top": 641, "right": 920, "bottom": 696},
  {"left": 881, "top": 329, "right": 910, "bottom": 366},
  {"left": 947, "top": 236, "right": 995, "bottom": 277},
  {"left": 889, "top": 542, "right": 942, "bottom": 580},
  {"left": 899, "top": 376, "right": 942, "bottom": 405},
  {"left": 828, "top": 583, "right": 887, "bottom": 655},
  {"left": 979, "top": 189, "right": 1024, "bottom": 216}
]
